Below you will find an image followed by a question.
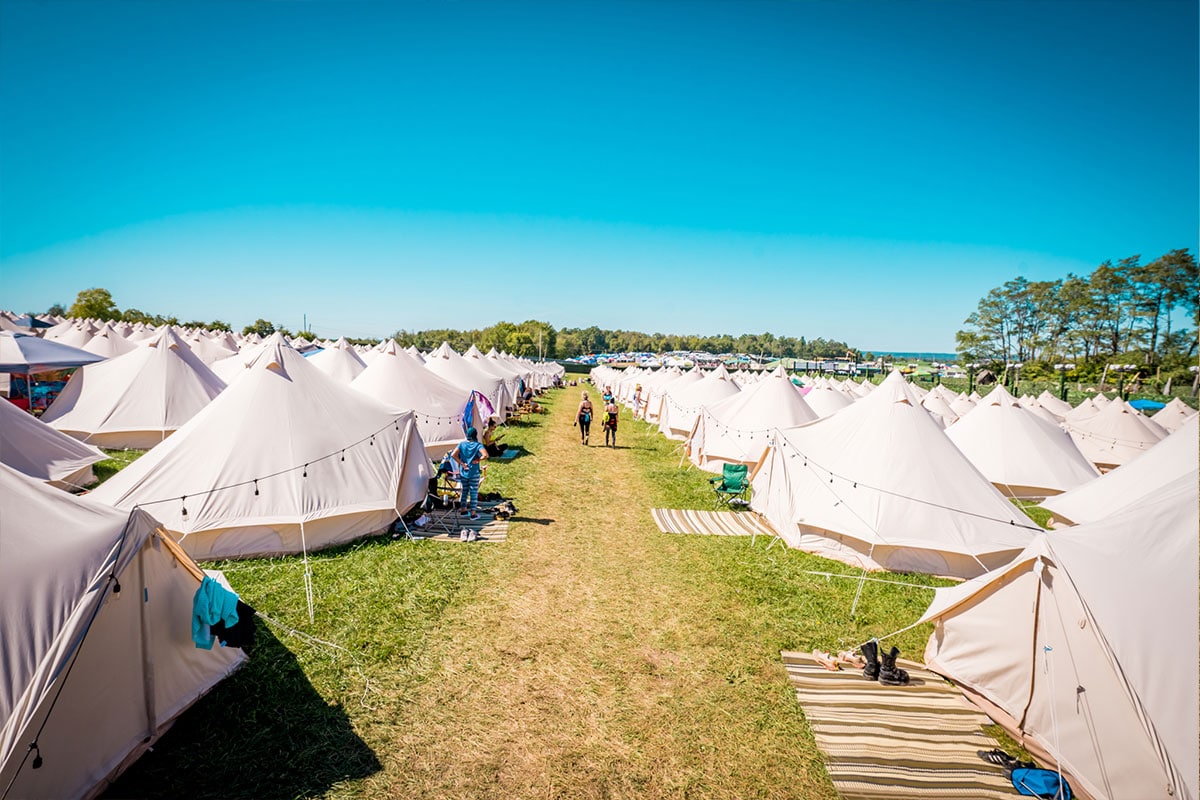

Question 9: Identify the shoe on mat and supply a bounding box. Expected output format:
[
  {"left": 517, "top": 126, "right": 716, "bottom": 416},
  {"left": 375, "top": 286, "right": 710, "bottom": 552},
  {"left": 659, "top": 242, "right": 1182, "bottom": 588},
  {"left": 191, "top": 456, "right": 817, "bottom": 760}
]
[
  {"left": 467, "top": 530, "right": 478, "bottom": 542},
  {"left": 459, "top": 529, "right": 469, "bottom": 541},
  {"left": 879, "top": 645, "right": 910, "bottom": 686},
  {"left": 860, "top": 639, "right": 880, "bottom": 681},
  {"left": 468, "top": 513, "right": 480, "bottom": 521}
]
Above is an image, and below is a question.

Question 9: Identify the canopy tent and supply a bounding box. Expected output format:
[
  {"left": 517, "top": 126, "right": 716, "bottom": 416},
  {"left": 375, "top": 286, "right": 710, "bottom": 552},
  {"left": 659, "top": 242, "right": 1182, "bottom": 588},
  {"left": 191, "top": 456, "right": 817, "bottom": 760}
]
[
  {"left": 920, "top": 475, "right": 1198, "bottom": 800},
  {"left": 687, "top": 367, "right": 817, "bottom": 473},
  {"left": 0, "top": 332, "right": 105, "bottom": 373},
  {"left": 945, "top": 385, "right": 1099, "bottom": 498},
  {"left": 0, "top": 464, "right": 245, "bottom": 800},
  {"left": 0, "top": 397, "right": 105, "bottom": 490},
  {"left": 799, "top": 383, "right": 854, "bottom": 418},
  {"left": 643, "top": 367, "right": 703, "bottom": 423},
  {"left": 40, "top": 326, "right": 227, "bottom": 450},
  {"left": 1040, "top": 414, "right": 1198, "bottom": 526},
  {"left": 1064, "top": 396, "right": 1167, "bottom": 469},
  {"left": 306, "top": 337, "right": 367, "bottom": 383},
  {"left": 750, "top": 372, "right": 1035, "bottom": 578},
  {"left": 349, "top": 339, "right": 481, "bottom": 458},
  {"left": 90, "top": 334, "right": 432, "bottom": 560}
]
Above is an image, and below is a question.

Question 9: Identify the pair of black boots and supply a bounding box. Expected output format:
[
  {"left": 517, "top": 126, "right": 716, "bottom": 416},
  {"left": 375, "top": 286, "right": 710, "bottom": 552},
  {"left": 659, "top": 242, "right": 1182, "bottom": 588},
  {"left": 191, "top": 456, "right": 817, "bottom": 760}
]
[{"left": 860, "top": 639, "right": 909, "bottom": 685}]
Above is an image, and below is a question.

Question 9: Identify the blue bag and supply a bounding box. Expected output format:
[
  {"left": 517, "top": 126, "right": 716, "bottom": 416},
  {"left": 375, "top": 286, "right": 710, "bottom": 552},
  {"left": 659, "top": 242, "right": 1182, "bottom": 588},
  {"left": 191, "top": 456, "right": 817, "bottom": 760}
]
[{"left": 1012, "top": 767, "right": 1072, "bottom": 799}]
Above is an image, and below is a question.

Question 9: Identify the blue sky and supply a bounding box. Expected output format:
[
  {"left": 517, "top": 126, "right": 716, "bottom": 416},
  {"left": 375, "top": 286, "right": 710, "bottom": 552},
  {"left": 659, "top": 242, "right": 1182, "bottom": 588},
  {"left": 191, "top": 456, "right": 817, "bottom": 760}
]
[{"left": 1, "top": 0, "right": 1195, "bottom": 349}]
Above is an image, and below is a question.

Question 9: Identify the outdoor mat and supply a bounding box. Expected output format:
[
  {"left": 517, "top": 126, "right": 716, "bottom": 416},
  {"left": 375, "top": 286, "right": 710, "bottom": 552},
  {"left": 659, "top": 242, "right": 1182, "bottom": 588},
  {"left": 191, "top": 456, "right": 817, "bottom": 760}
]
[
  {"left": 409, "top": 502, "right": 509, "bottom": 543},
  {"left": 650, "top": 507, "right": 776, "bottom": 538},
  {"left": 781, "top": 651, "right": 1017, "bottom": 799}
]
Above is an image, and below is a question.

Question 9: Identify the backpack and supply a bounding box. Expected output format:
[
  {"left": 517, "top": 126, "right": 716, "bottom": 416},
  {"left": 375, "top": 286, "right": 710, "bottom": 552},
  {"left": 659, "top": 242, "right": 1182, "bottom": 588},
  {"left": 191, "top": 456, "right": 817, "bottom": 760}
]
[{"left": 1011, "top": 768, "right": 1073, "bottom": 799}]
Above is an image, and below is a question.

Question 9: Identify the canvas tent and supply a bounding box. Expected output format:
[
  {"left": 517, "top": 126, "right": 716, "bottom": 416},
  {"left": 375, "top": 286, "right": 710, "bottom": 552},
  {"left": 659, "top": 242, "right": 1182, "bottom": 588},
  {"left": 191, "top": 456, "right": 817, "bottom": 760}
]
[
  {"left": 0, "top": 397, "right": 105, "bottom": 490},
  {"left": 0, "top": 332, "right": 105, "bottom": 373},
  {"left": 920, "top": 475, "right": 1198, "bottom": 800},
  {"left": 306, "top": 337, "right": 367, "bottom": 383},
  {"left": 41, "top": 326, "right": 227, "bottom": 450},
  {"left": 687, "top": 367, "right": 817, "bottom": 473},
  {"left": 750, "top": 372, "right": 1035, "bottom": 578},
  {"left": 945, "top": 385, "right": 1099, "bottom": 497},
  {"left": 1040, "top": 414, "right": 1198, "bottom": 526},
  {"left": 90, "top": 334, "right": 432, "bottom": 560},
  {"left": 1151, "top": 397, "right": 1198, "bottom": 433},
  {"left": 1064, "top": 396, "right": 1166, "bottom": 469},
  {"left": 349, "top": 339, "right": 481, "bottom": 457},
  {"left": 0, "top": 463, "right": 245, "bottom": 800},
  {"left": 657, "top": 364, "right": 741, "bottom": 440},
  {"left": 423, "top": 343, "right": 511, "bottom": 417}
]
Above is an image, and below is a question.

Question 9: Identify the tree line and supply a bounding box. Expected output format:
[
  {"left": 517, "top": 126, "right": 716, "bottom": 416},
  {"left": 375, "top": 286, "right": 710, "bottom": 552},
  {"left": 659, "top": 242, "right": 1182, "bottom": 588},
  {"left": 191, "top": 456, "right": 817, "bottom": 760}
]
[
  {"left": 51, "top": 288, "right": 859, "bottom": 360},
  {"left": 955, "top": 249, "right": 1198, "bottom": 380}
]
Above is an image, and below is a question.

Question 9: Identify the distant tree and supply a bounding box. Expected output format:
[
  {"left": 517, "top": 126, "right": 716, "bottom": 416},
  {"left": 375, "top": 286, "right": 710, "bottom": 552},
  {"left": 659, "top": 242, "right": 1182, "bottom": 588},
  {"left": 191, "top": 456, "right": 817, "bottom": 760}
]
[
  {"left": 67, "top": 287, "right": 120, "bottom": 321},
  {"left": 242, "top": 319, "right": 277, "bottom": 337},
  {"left": 45, "top": 303, "right": 65, "bottom": 317},
  {"left": 207, "top": 320, "right": 232, "bottom": 332}
]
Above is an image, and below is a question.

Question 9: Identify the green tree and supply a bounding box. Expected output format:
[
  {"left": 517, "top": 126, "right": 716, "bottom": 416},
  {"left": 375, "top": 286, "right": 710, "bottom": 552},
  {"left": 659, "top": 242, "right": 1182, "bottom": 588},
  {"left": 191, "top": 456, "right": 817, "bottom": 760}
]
[
  {"left": 242, "top": 319, "right": 277, "bottom": 336},
  {"left": 67, "top": 288, "right": 120, "bottom": 321},
  {"left": 46, "top": 303, "right": 65, "bottom": 317}
]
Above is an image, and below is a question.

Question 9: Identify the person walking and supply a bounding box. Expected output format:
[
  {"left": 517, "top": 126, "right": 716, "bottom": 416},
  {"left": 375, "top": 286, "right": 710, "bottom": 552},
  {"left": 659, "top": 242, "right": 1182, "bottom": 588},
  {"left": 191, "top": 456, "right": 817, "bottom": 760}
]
[
  {"left": 574, "top": 390, "right": 594, "bottom": 445},
  {"left": 603, "top": 395, "right": 619, "bottom": 448},
  {"left": 452, "top": 426, "right": 488, "bottom": 520}
]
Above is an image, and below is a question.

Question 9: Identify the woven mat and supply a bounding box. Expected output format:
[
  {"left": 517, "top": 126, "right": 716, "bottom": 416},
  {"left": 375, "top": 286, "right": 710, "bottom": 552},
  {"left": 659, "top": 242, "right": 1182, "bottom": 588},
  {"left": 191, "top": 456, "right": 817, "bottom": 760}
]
[
  {"left": 650, "top": 508, "right": 776, "bottom": 538},
  {"left": 781, "top": 651, "right": 1016, "bottom": 799},
  {"left": 409, "top": 502, "right": 509, "bottom": 543}
]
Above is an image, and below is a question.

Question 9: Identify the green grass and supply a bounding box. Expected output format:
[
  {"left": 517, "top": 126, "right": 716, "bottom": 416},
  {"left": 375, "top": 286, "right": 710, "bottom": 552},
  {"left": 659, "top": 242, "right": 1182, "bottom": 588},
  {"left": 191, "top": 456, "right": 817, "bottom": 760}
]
[
  {"left": 94, "top": 448, "right": 146, "bottom": 484},
  {"left": 1012, "top": 498, "right": 1053, "bottom": 529},
  {"left": 105, "top": 388, "right": 1027, "bottom": 797}
]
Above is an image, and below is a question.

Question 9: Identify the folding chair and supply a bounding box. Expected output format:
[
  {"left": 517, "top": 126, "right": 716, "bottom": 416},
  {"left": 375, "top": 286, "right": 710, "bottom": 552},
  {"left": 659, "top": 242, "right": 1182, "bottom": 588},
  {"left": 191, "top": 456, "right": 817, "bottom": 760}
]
[
  {"left": 422, "top": 463, "right": 463, "bottom": 536},
  {"left": 709, "top": 463, "right": 749, "bottom": 509}
]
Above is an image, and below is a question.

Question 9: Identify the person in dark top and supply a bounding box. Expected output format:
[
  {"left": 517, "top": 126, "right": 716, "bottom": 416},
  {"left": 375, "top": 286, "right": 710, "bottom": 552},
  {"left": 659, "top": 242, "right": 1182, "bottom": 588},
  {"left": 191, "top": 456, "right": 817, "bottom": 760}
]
[
  {"left": 603, "top": 396, "right": 619, "bottom": 448},
  {"left": 575, "top": 390, "right": 593, "bottom": 445},
  {"left": 483, "top": 418, "right": 507, "bottom": 457}
]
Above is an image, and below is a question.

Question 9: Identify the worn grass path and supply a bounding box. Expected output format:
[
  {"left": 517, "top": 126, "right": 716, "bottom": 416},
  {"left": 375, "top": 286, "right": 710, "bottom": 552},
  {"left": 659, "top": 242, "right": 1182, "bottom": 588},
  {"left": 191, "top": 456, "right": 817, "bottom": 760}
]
[{"left": 361, "top": 391, "right": 835, "bottom": 799}]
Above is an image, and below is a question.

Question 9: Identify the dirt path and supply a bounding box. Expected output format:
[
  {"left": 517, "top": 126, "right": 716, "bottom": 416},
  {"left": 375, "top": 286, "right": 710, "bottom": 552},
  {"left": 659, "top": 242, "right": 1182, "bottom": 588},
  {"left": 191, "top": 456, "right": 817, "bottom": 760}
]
[{"left": 368, "top": 391, "right": 832, "bottom": 799}]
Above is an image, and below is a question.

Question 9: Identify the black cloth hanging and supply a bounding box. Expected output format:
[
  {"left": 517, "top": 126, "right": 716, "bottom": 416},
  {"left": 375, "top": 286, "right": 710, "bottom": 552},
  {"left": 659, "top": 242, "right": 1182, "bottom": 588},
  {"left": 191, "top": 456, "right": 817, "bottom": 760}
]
[{"left": 209, "top": 599, "right": 257, "bottom": 653}]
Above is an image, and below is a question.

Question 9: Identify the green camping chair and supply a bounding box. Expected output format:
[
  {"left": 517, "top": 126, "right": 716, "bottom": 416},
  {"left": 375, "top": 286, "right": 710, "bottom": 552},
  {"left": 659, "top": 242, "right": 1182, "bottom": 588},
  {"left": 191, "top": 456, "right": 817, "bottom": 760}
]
[{"left": 709, "top": 463, "right": 749, "bottom": 509}]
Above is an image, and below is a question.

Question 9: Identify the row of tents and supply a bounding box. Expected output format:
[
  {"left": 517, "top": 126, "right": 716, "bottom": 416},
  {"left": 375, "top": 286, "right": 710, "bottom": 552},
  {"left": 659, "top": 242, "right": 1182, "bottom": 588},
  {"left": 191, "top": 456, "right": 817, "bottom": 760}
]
[
  {"left": 1, "top": 319, "right": 564, "bottom": 797},
  {"left": 592, "top": 362, "right": 1198, "bottom": 800}
]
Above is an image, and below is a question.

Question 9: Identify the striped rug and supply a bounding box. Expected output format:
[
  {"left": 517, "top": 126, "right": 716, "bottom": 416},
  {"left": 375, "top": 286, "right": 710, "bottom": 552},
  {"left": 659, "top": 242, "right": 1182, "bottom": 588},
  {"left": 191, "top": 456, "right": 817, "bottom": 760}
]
[
  {"left": 650, "top": 508, "right": 777, "bottom": 538},
  {"left": 409, "top": 503, "right": 509, "bottom": 543},
  {"left": 781, "top": 651, "right": 1016, "bottom": 799}
]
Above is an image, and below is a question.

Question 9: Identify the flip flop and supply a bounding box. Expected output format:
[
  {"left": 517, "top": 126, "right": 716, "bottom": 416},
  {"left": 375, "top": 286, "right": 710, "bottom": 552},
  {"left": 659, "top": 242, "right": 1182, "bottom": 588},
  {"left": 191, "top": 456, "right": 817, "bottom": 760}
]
[
  {"left": 812, "top": 649, "right": 841, "bottom": 671},
  {"left": 836, "top": 649, "right": 866, "bottom": 668}
]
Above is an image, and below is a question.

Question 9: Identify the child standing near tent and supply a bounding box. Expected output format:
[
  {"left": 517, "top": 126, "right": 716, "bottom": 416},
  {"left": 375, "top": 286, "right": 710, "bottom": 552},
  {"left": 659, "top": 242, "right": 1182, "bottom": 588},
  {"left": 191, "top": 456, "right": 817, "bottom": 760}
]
[
  {"left": 603, "top": 396, "right": 619, "bottom": 447},
  {"left": 575, "top": 391, "right": 593, "bottom": 445},
  {"left": 452, "top": 427, "right": 488, "bottom": 520}
]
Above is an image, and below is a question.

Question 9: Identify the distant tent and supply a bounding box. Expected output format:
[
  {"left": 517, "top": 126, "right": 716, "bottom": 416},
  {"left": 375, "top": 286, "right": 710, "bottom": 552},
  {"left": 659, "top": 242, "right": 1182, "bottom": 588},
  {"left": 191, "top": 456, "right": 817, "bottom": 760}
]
[
  {"left": 1152, "top": 397, "right": 1198, "bottom": 433},
  {"left": 80, "top": 321, "right": 137, "bottom": 359},
  {"left": 90, "top": 334, "right": 431, "bottom": 560},
  {"left": 423, "top": 343, "right": 512, "bottom": 416},
  {"left": 945, "top": 385, "right": 1099, "bottom": 497},
  {"left": 1064, "top": 396, "right": 1167, "bottom": 469},
  {"left": 800, "top": 383, "right": 853, "bottom": 418},
  {"left": 306, "top": 337, "right": 367, "bottom": 383},
  {"left": 0, "top": 398, "right": 105, "bottom": 490},
  {"left": 750, "top": 372, "right": 1034, "bottom": 578},
  {"left": 920, "top": 475, "right": 1198, "bottom": 800},
  {"left": 1041, "top": 414, "right": 1198, "bottom": 525},
  {"left": 0, "top": 463, "right": 245, "bottom": 799},
  {"left": 657, "top": 364, "right": 741, "bottom": 440},
  {"left": 350, "top": 339, "right": 481, "bottom": 458},
  {"left": 687, "top": 367, "right": 817, "bottom": 472},
  {"left": 41, "top": 326, "right": 227, "bottom": 450}
]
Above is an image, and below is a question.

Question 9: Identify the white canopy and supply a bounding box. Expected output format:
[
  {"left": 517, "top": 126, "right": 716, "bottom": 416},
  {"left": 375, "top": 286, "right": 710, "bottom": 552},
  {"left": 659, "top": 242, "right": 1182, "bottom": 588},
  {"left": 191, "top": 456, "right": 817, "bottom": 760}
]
[
  {"left": 750, "top": 372, "right": 1035, "bottom": 578},
  {"left": 423, "top": 343, "right": 512, "bottom": 416},
  {"left": 657, "top": 365, "right": 741, "bottom": 440},
  {"left": 921, "top": 475, "right": 1198, "bottom": 800},
  {"left": 0, "top": 464, "right": 244, "bottom": 799},
  {"left": 945, "top": 385, "right": 1099, "bottom": 497},
  {"left": 1152, "top": 397, "right": 1198, "bottom": 433},
  {"left": 41, "top": 326, "right": 227, "bottom": 450},
  {"left": 90, "top": 334, "right": 431, "bottom": 560}
]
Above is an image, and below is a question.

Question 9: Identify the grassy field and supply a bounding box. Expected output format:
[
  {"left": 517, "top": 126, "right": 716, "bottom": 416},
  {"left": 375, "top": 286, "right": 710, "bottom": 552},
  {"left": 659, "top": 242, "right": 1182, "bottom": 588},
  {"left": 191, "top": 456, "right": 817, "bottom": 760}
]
[{"left": 105, "top": 388, "right": 1011, "bottom": 799}]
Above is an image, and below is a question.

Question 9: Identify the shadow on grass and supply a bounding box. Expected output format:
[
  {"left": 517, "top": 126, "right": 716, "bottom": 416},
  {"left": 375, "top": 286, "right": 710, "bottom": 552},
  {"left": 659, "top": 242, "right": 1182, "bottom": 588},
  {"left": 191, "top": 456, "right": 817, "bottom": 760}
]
[
  {"left": 104, "top": 623, "right": 380, "bottom": 800},
  {"left": 510, "top": 516, "right": 555, "bottom": 525}
]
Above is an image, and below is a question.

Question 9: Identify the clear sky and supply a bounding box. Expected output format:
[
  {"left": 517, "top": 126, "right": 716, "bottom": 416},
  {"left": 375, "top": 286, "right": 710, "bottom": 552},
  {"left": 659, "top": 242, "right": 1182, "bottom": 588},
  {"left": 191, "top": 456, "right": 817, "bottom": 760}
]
[{"left": 1, "top": 0, "right": 1195, "bottom": 350}]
